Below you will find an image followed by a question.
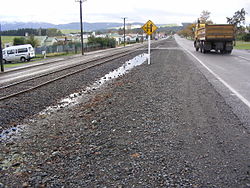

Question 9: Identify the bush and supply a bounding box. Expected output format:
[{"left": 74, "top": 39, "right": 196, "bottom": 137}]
[
  {"left": 13, "top": 37, "right": 26, "bottom": 45},
  {"left": 236, "top": 33, "right": 250, "bottom": 41},
  {"left": 88, "top": 36, "right": 116, "bottom": 48},
  {"left": 13, "top": 36, "right": 39, "bottom": 47},
  {"left": 242, "top": 33, "right": 250, "bottom": 42},
  {"left": 26, "top": 35, "right": 39, "bottom": 47}
]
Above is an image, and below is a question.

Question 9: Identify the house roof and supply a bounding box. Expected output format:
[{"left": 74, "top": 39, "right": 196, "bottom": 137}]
[{"left": 45, "top": 37, "right": 57, "bottom": 42}]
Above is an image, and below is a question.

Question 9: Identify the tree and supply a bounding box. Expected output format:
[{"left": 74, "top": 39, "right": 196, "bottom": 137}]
[
  {"left": 47, "top": 28, "right": 63, "bottom": 37},
  {"left": 26, "top": 35, "right": 39, "bottom": 47},
  {"left": 87, "top": 36, "right": 116, "bottom": 48},
  {"left": 13, "top": 37, "right": 26, "bottom": 45},
  {"left": 178, "top": 23, "right": 196, "bottom": 39},
  {"left": 118, "top": 28, "right": 123, "bottom": 35},
  {"left": 226, "top": 8, "right": 247, "bottom": 27},
  {"left": 199, "top": 10, "right": 213, "bottom": 24}
]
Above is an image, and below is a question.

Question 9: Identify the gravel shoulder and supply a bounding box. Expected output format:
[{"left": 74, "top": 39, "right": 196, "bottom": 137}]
[{"left": 0, "top": 38, "right": 249, "bottom": 187}]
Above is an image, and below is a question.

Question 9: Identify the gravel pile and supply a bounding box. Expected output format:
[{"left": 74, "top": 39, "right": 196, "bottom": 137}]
[{"left": 0, "top": 38, "right": 249, "bottom": 187}]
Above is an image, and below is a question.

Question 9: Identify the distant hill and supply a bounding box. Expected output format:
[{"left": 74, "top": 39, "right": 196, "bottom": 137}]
[
  {"left": 1, "top": 21, "right": 180, "bottom": 32},
  {"left": 1, "top": 22, "right": 135, "bottom": 31}
]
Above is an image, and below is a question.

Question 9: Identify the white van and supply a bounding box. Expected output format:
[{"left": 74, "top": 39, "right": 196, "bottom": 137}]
[{"left": 2, "top": 44, "right": 35, "bottom": 63}]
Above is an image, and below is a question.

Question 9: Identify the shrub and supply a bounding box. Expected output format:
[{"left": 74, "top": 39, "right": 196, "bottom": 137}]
[
  {"left": 242, "top": 33, "right": 250, "bottom": 42},
  {"left": 13, "top": 37, "right": 26, "bottom": 45},
  {"left": 88, "top": 36, "right": 116, "bottom": 48}
]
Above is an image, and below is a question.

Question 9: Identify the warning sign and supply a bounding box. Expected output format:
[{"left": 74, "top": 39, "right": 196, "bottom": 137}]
[{"left": 142, "top": 20, "right": 158, "bottom": 35}]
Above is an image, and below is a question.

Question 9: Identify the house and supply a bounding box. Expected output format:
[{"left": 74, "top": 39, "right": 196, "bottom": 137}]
[
  {"left": 34, "top": 36, "right": 58, "bottom": 46},
  {"left": 44, "top": 37, "right": 58, "bottom": 46}
]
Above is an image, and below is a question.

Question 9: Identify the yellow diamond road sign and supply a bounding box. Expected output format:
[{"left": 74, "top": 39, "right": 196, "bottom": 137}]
[{"left": 142, "top": 20, "right": 158, "bottom": 35}]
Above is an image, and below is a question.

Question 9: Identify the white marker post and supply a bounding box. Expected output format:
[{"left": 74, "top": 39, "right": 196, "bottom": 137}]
[{"left": 148, "top": 34, "right": 151, "bottom": 65}]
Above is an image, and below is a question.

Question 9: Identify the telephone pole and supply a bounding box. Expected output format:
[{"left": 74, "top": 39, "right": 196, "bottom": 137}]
[
  {"left": 76, "top": 0, "right": 87, "bottom": 55},
  {"left": 122, "top": 17, "right": 127, "bottom": 47},
  {"left": 0, "top": 24, "right": 4, "bottom": 72}
]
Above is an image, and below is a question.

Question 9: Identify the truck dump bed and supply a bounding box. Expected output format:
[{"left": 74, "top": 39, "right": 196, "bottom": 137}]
[{"left": 197, "top": 24, "right": 235, "bottom": 41}]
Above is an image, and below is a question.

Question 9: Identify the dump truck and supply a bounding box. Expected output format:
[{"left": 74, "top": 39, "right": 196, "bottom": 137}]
[{"left": 194, "top": 22, "right": 235, "bottom": 54}]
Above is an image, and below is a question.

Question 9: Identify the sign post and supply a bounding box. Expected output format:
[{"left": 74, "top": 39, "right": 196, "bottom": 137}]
[
  {"left": 141, "top": 20, "right": 158, "bottom": 65},
  {"left": 148, "top": 34, "right": 151, "bottom": 64}
]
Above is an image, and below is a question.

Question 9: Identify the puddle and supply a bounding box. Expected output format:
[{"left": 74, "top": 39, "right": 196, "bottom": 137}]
[
  {"left": 41, "top": 53, "right": 148, "bottom": 114},
  {"left": 0, "top": 125, "right": 26, "bottom": 142},
  {"left": 85, "top": 53, "right": 148, "bottom": 90}
]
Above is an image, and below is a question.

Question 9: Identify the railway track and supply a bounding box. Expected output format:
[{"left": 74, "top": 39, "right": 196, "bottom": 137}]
[{"left": 0, "top": 44, "right": 147, "bottom": 101}]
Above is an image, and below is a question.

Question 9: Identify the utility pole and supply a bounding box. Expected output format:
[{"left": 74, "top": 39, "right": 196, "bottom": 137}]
[
  {"left": 0, "top": 24, "right": 4, "bottom": 72},
  {"left": 76, "top": 0, "right": 87, "bottom": 55},
  {"left": 122, "top": 17, "right": 127, "bottom": 47}
]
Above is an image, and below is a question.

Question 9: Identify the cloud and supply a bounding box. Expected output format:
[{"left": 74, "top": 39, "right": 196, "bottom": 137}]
[{"left": 1, "top": 0, "right": 250, "bottom": 25}]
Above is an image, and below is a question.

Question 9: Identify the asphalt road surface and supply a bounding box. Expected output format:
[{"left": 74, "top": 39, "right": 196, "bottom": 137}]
[{"left": 0, "top": 37, "right": 249, "bottom": 187}]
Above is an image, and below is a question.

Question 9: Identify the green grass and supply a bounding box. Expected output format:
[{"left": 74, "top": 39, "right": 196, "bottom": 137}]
[
  {"left": 235, "top": 41, "right": 250, "bottom": 50},
  {"left": 4, "top": 61, "right": 34, "bottom": 68},
  {"left": 61, "top": 29, "right": 80, "bottom": 34},
  {"left": 1, "top": 36, "right": 17, "bottom": 45}
]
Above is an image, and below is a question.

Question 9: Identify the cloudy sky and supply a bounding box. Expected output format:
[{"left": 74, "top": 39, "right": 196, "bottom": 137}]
[{"left": 1, "top": 0, "right": 250, "bottom": 25}]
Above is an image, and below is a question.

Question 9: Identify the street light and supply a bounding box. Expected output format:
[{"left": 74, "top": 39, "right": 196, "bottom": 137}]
[
  {"left": 122, "top": 17, "right": 127, "bottom": 47},
  {"left": 75, "top": 0, "right": 87, "bottom": 55},
  {"left": 0, "top": 24, "right": 4, "bottom": 72}
]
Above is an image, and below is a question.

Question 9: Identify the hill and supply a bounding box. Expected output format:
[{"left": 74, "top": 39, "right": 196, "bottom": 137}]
[
  {"left": 1, "top": 22, "right": 133, "bottom": 32},
  {"left": 1, "top": 21, "right": 182, "bottom": 32}
]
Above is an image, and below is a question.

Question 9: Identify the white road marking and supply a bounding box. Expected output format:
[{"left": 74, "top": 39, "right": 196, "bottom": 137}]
[
  {"left": 181, "top": 46, "right": 250, "bottom": 109},
  {"left": 151, "top": 47, "right": 182, "bottom": 50},
  {"left": 238, "top": 56, "right": 250, "bottom": 61}
]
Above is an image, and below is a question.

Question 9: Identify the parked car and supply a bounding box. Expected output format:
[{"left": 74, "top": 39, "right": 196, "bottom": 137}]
[{"left": 2, "top": 44, "right": 35, "bottom": 63}]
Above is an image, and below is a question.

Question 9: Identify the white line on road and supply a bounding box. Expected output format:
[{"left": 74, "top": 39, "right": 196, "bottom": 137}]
[
  {"left": 238, "top": 56, "right": 250, "bottom": 61},
  {"left": 181, "top": 46, "right": 250, "bottom": 109}
]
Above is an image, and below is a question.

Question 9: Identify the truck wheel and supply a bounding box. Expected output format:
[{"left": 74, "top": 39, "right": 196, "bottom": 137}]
[
  {"left": 194, "top": 41, "right": 199, "bottom": 51},
  {"left": 20, "top": 57, "right": 26, "bottom": 62},
  {"left": 3, "top": 59, "right": 7, "bottom": 64},
  {"left": 200, "top": 46, "right": 206, "bottom": 53},
  {"left": 220, "top": 50, "right": 225, "bottom": 54},
  {"left": 200, "top": 46, "right": 203, "bottom": 53},
  {"left": 226, "top": 50, "right": 232, "bottom": 54}
]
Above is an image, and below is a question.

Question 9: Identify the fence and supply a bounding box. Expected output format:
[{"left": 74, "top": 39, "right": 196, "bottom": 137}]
[{"left": 35, "top": 43, "right": 106, "bottom": 55}]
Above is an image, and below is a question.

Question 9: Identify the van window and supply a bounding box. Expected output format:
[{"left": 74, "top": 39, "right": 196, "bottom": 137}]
[
  {"left": 7, "top": 49, "right": 15, "bottom": 54},
  {"left": 18, "top": 48, "right": 28, "bottom": 53}
]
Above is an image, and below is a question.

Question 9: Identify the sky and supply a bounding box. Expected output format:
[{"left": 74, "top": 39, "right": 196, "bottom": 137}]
[{"left": 0, "top": 0, "right": 250, "bottom": 25}]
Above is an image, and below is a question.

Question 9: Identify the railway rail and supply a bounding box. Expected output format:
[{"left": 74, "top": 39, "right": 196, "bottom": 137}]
[{"left": 0, "top": 44, "right": 148, "bottom": 101}]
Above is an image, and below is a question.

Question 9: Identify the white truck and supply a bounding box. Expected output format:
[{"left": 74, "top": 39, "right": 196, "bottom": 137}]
[{"left": 2, "top": 44, "right": 35, "bottom": 63}]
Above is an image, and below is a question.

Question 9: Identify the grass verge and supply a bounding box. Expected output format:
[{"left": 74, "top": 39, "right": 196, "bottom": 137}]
[{"left": 235, "top": 41, "right": 250, "bottom": 50}]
